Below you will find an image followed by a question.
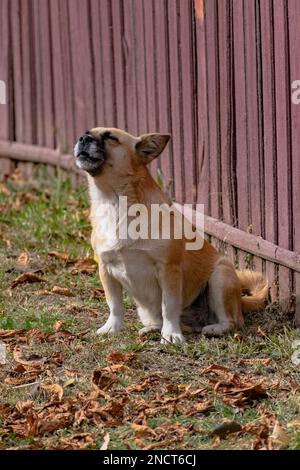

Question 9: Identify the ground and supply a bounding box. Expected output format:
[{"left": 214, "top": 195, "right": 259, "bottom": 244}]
[{"left": 0, "top": 166, "right": 299, "bottom": 450}]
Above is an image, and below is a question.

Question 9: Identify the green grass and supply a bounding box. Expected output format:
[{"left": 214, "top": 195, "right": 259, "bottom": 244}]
[{"left": 0, "top": 165, "right": 299, "bottom": 450}]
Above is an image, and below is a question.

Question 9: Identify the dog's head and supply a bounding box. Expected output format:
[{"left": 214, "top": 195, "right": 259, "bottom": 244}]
[{"left": 74, "top": 128, "right": 170, "bottom": 177}]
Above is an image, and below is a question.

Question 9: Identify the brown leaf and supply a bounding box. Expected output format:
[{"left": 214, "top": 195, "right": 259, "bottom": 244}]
[
  {"left": 184, "top": 399, "right": 212, "bottom": 417},
  {"left": 0, "top": 329, "right": 26, "bottom": 340},
  {"left": 201, "top": 363, "right": 268, "bottom": 407},
  {"left": 41, "top": 383, "right": 64, "bottom": 402},
  {"left": 38, "top": 412, "right": 73, "bottom": 434},
  {"left": 107, "top": 351, "right": 136, "bottom": 365},
  {"left": 13, "top": 347, "right": 46, "bottom": 367},
  {"left": 52, "top": 285, "right": 75, "bottom": 297},
  {"left": 131, "top": 423, "right": 157, "bottom": 437},
  {"left": 15, "top": 401, "right": 34, "bottom": 414},
  {"left": 74, "top": 409, "right": 88, "bottom": 427},
  {"left": 270, "top": 421, "right": 290, "bottom": 449},
  {"left": 55, "top": 433, "right": 95, "bottom": 450},
  {"left": 100, "top": 432, "right": 110, "bottom": 450},
  {"left": 17, "top": 252, "right": 29, "bottom": 267},
  {"left": 92, "top": 369, "right": 117, "bottom": 391},
  {"left": 102, "top": 397, "right": 128, "bottom": 418},
  {"left": 92, "top": 288, "right": 105, "bottom": 299},
  {"left": 45, "top": 329, "right": 88, "bottom": 343},
  {"left": 211, "top": 420, "right": 242, "bottom": 439},
  {"left": 143, "top": 437, "right": 183, "bottom": 450},
  {"left": 48, "top": 251, "right": 69, "bottom": 261},
  {"left": 11, "top": 272, "right": 47, "bottom": 288},
  {"left": 53, "top": 320, "right": 65, "bottom": 331},
  {"left": 239, "top": 358, "right": 272, "bottom": 366},
  {"left": 72, "top": 256, "right": 97, "bottom": 275}
]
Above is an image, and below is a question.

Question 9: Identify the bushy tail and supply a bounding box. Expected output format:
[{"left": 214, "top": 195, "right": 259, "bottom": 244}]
[{"left": 236, "top": 270, "right": 269, "bottom": 313}]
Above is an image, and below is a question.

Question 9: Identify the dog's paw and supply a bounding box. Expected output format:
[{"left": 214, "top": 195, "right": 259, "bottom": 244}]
[
  {"left": 160, "top": 331, "right": 186, "bottom": 344},
  {"left": 96, "top": 319, "right": 123, "bottom": 335}
]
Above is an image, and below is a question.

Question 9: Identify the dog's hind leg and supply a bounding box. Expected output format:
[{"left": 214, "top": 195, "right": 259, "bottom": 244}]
[{"left": 202, "top": 258, "right": 243, "bottom": 336}]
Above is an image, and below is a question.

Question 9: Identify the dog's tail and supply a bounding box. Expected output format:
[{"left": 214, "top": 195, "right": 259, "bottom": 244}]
[{"left": 236, "top": 270, "right": 269, "bottom": 313}]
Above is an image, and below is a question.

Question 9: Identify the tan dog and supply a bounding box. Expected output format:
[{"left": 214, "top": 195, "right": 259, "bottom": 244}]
[{"left": 74, "top": 128, "right": 269, "bottom": 343}]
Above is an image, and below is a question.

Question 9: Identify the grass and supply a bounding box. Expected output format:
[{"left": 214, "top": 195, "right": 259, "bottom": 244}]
[{"left": 0, "top": 165, "right": 299, "bottom": 450}]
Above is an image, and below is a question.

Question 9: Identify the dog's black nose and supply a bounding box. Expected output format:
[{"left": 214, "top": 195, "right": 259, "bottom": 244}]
[{"left": 79, "top": 134, "right": 93, "bottom": 145}]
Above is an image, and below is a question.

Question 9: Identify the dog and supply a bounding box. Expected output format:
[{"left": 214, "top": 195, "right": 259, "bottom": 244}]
[{"left": 74, "top": 128, "right": 269, "bottom": 343}]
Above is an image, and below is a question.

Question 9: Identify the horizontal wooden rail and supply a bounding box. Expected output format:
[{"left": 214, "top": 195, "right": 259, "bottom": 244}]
[
  {"left": 0, "top": 140, "right": 79, "bottom": 174},
  {"left": 175, "top": 204, "right": 300, "bottom": 273}
]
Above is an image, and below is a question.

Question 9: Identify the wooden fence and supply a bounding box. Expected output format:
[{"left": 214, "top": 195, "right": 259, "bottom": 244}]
[{"left": 0, "top": 0, "right": 299, "bottom": 321}]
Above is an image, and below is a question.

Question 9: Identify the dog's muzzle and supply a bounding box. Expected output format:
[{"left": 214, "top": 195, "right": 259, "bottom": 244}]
[{"left": 74, "top": 133, "right": 105, "bottom": 176}]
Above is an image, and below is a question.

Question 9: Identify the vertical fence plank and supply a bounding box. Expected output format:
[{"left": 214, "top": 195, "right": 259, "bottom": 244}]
[
  {"left": 153, "top": 0, "right": 173, "bottom": 194},
  {"left": 260, "top": 0, "right": 278, "bottom": 299},
  {"left": 0, "top": 0, "right": 10, "bottom": 140},
  {"left": 41, "top": 0, "right": 55, "bottom": 149},
  {"left": 195, "top": 0, "right": 210, "bottom": 213},
  {"left": 68, "top": 0, "right": 95, "bottom": 139},
  {"left": 232, "top": 0, "right": 249, "bottom": 270},
  {"left": 274, "top": 0, "right": 293, "bottom": 306},
  {"left": 143, "top": 0, "right": 159, "bottom": 178},
  {"left": 111, "top": 0, "right": 126, "bottom": 131},
  {"left": 11, "top": 0, "right": 24, "bottom": 143},
  {"left": 21, "top": 0, "right": 35, "bottom": 145},
  {"left": 178, "top": 0, "right": 196, "bottom": 205},
  {"left": 243, "top": 0, "right": 263, "bottom": 273},
  {"left": 90, "top": 0, "right": 105, "bottom": 128},
  {"left": 288, "top": 0, "right": 300, "bottom": 324},
  {"left": 33, "top": 0, "right": 43, "bottom": 147},
  {"left": 167, "top": 0, "right": 185, "bottom": 203},
  {"left": 98, "top": 0, "right": 116, "bottom": 127},
  {"left": 217, "top": 0, "right": 236, "bottom": 263},
  {"left": 204, "top": 0, "right": 221, "bottom": 221},
  {"left": 50, "top": 0, "right": 67, "bottom": 151},
  {"left": 0, "top": 0, "right": 14, "bottom": 177},
  {"left": 123, "top": 0, "right": 138, "bottom": 136},
  {"left": 60, "top": 0, "right": 76, "bottom": 149}
]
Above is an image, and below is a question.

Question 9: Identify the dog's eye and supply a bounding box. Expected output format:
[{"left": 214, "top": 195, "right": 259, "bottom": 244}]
[
  {"left": 107, "top": 135, "right": 119, "bottom": 143},
  {"left": 103, "top": 132, "right": 119, "bottom": 144}
]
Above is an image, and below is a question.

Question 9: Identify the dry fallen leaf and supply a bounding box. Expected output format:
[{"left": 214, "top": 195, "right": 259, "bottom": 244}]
[
  {"left": 17, "top": 252, "right": 29, "bottom": 267},
  {"left": 13, "top": 347, "right": 46, "bottom": 367},
  {"left": 48, "top": 251, "right": 69, "bottom": 261},
  {"left": 107, "top": 351, "right": 136, "bottom": 365},
  {"left": 55, "top": 433, "right": 95, "bottom": 450},
  {"left": 92, "top": 369, "right": 117, "bottom": 391},
  {"left": 41, "top": 383, "right": 64, "bottom": 402},
  {"left": 11, "top": 272, "right": 47, "bottom": 288},
  {"left": 45, "top": 329, "right": 88, "bottom": 343},
  {"left": 92, "top": 288, "right": 105, "bottom": 299},
  {"left": 131, "top": 423, "right": 157, "bottom": 437},
  {"left": 53, "top": 320, "right": 65, "bottom": 331},
  {"left": 270, "top": 421, "right": 290, "bottom": 449},
  {"left": 72, "top": 256, "right": 97, "bottom": 275},
  {"left": 100, "top": 432, "right": 110, "bottom": 450},
  {"left": 52, "top": 286, "right": 75, "bottom": 297},
  {"left": 184, "top": 399, "right": 212, "bottom": 417}
]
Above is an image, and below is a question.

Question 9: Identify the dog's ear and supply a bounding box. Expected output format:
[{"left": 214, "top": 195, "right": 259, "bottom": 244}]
[{"left": 135, "top": 133, "right": 171, "bottom": 163}]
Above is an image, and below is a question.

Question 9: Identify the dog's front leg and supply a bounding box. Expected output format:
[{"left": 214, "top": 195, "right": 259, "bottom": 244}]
[
  {"left": 96, "top": 262, "right": 124, "bottom": 334},
  {"left": 158, "top": 265, "right": 186, "bottom": 344}
]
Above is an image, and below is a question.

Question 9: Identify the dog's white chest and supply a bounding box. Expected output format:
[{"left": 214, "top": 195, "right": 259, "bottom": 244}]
[{"left": 101, "top": 249, "right": 159, "bottom": 301}]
